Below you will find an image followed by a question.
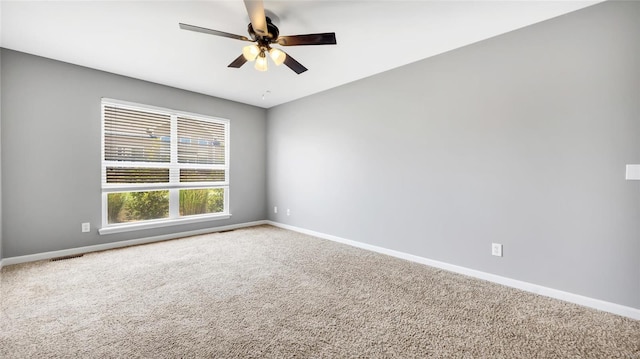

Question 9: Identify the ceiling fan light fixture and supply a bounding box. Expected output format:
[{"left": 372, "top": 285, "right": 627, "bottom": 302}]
[
  {"left": 269, "top": 48, "right": 286, "bottom": 66},
  {"left": 242, "top": 44, "right": 260, "bottom": 61},
  {"left": 255, "top": 53, "right": 268, "bottom": 71},
  {"left": 179, "top": 0, "right": 337, "bottom": 75}
]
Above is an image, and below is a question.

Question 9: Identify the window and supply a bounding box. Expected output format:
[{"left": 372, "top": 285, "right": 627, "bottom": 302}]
[{"left": 100, "top": 99, "right": 230, "bottom": 234}]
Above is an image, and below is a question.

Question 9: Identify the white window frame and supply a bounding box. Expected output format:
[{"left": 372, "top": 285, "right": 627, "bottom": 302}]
[{"left": 99, "top": 98, "right": 231, "bottom": 235}]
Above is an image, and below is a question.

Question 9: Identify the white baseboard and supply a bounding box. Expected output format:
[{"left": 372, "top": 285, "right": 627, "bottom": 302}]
[
  {"left": 267, "top": 221, "right": 640, "bottom": 321},
  {"left": 1, "top": 220, "right": 268, "bottom": 267}
]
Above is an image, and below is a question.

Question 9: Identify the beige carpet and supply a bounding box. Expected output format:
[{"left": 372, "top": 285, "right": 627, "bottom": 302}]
[{"left": 1, "top": 225, "right": 638, "bottom": 358}]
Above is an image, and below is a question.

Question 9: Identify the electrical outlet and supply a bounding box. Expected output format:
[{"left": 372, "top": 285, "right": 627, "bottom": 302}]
[
  {"left": 286, "top": 209, "right": 290, "bottom": 216},
  {"left": 81, "top": 222, "right": 91, "bottom": 233},
  {"left": 274, "top": 206, "right": 278, "bottom": 214},
  {"left": 492, "top": 243, "right": 503, "bottom": 257}
]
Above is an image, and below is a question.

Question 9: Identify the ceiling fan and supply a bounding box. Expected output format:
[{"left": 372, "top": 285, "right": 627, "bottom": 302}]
[{"left": 179, "top": 0, "right": 337, "bottom": 74}]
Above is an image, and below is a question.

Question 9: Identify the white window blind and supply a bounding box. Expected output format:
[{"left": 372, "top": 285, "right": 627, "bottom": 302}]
[
  {"left": 101, "top": 99, "right": 230, "bottom": 232},
  {"left": 177, "top": 116, "right": 226, "bottom": 165},
  {"left": 104, "top": 105, "right": 171, "bottom": 163}
]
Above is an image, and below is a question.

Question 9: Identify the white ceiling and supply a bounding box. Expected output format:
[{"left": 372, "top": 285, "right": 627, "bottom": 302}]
[{"left": 1, "top": 0, "right": 600, "bottom": 109}]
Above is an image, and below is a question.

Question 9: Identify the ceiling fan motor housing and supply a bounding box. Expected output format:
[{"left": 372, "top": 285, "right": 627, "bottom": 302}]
[{"left": 248, "top": 17, "right": 279, "bottom": 43}]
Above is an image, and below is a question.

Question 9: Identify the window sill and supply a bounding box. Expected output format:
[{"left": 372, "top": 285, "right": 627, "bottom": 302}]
[{"left": 98, "top": 213, "right": 231, "bottom": 235}]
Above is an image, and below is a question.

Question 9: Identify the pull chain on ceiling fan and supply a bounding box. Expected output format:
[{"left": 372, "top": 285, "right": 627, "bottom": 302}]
[{"left": 179, "top": 0, "right": 337, "bottom": 74}]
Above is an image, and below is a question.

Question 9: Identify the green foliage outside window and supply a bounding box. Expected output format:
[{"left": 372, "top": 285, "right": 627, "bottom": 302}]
[
  {"left": 107, "top": 193, "right": 128, "bottom": 223},
  {"left": 107, "top": 190, "right": 169, "bottom": 224},
  {"left": 207, "top": 188, "right": 224, "bottom": 213},
  {"left": 128, "top": 191, "right": 170, "bottom": 220},
  {"left": 108, "top": 188, "right": 223, "bottom": 224},
  {"left": 180, "top": 188, "right": 224, "bottom": 216}
]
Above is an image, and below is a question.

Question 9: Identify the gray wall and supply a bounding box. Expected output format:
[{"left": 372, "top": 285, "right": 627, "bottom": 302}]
[
  {"left": 1, "top": 49, "right": 267, "bottom": 258},
  {"left": 267, "top": 1, "right": 640, "bottom": 309}
]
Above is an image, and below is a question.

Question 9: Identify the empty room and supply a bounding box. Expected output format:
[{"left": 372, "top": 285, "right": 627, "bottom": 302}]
[{"left": 1, "top": 0, "right": 639, "bottom": 357}]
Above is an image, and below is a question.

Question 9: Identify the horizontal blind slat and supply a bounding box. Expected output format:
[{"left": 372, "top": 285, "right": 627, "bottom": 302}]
[
  {"left": 106, "top": 167, "right": 170, "bottom": 183},
  {"left": 180, "top": 169, "right": 226, "bottom": 182}
]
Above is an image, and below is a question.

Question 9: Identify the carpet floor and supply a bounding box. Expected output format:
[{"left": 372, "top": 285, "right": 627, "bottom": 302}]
[{"left": 1, "top": 225, "right": 638, "bottom": 358}]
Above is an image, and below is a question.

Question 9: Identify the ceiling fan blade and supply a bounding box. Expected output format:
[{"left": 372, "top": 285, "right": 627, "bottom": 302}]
[
  {"left": 179, "top": 23, "right": 252, "bottom": 42},
  {"left": 282, "top": 53, "right": 308, "bottom": 74},
  {"left": 228, "top": 54, "right": 248, "bottom": 68},
  {"left": 276, "top": 33, "right": 337, "bottom": 46},
  {"left": 243, "top": 0, "right": 268, "bottom": 37}
]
